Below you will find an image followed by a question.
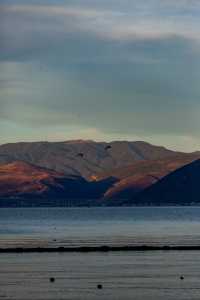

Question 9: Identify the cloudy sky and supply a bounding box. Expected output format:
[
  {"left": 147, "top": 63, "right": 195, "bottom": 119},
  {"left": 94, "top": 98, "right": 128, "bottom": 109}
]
[{"left": 0, "top": 0, "right": 200, "bottom": 151}]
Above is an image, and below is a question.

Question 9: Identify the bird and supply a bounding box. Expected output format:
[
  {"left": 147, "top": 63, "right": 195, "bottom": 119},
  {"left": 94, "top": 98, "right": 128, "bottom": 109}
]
[{"left": 77, "top": 153, "right": 84, "bottom": 158}]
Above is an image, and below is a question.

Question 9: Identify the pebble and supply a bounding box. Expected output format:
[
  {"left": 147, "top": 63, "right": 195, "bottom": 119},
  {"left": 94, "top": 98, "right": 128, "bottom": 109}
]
[{"left": 97, "top": 284, "right": 103, "bottom": 289}]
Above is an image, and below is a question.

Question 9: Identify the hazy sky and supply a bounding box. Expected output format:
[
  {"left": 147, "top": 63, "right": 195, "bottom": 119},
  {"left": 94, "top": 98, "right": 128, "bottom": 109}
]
[{"left": 1, "top": 0, "right": 200, "bottom": 151}]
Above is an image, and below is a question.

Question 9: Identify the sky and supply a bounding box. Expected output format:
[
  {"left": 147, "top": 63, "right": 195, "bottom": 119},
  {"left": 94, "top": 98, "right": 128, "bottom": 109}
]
[{"left": 0, "top": 0, "right": 200, "bottom": 152}]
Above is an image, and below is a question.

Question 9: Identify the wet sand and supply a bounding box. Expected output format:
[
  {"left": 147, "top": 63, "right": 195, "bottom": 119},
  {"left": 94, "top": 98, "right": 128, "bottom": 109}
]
[{"left": 0, "top": 251, "right": 200, "bottom": 300}]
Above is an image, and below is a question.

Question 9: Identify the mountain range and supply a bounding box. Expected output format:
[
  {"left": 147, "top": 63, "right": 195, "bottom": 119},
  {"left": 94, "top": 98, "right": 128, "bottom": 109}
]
[{"left": 0, "top": 140, "right": 199, "bottom": 206}]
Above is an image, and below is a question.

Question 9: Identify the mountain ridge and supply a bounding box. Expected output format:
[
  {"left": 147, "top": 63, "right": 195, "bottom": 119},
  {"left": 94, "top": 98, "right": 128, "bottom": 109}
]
[
  {"left": 100, "top": 154, "right": 200, "bottom": 201},
  {"left": 0, "top": 140, "right": 199, "bottom": 206},
  {"left": 128, "top": 159, "right": 200, "bottom": 206},
  {"left": 0, "top": 161, "right": 115, "bottom": 205},
  {"left": 0, "top": 140, "right": 183, "bottom": 179}
]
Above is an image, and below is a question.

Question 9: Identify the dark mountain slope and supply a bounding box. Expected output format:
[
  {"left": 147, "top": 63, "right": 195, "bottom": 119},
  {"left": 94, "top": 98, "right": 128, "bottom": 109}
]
[
  {"left": 127, "top": 159, "right": 200, "bottom": 206},
  {"left": 97, "top": 154, "right": 200, "bottom": 201},
  {"left": 0, "top": 161, "right": 116, "bottom": 206}
]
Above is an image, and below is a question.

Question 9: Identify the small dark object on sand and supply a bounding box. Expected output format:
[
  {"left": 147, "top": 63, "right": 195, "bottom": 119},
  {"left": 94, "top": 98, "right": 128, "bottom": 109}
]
[
  {"left": 105, "top": 145, "right": 111, "bottom": 150},
  {"left": 180, "top": 276, "right": 184, "bottom": 280},
  {"left": 77, "top": 153, "right": 84, "bottom": 158},
  {"left": 97, "top": 284, "right": 103, "bottom": 289},
  {"left": 49, "top": 277, "right": 55, "bottom": 283}
]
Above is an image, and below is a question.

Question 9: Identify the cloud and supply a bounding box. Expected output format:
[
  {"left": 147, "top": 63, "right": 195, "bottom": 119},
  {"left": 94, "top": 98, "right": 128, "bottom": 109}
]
[
  {"left": 0, "top": 1, "right": 200, "bottom": 151},
  {"left": 1, "top": 57, "right": 199, "bottom": 137},
  {"left": 1, "top": 2, "right": 200, "bottom": 62}
]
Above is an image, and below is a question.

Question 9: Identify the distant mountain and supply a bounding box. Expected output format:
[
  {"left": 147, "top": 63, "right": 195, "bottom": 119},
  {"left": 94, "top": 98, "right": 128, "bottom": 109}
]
[
  {"left": 0, "top": 161, "right": 115, "bottom": 206},
  {"left": 0, "top": 140, "right": 182, "bottom": 179},
  {"left": 127, "top": 159, "right": 200, "bottom": 206},
  {"left": 98, "top": 154, "right": 200, "bottom": 201},
  {"left": 0, "top": 140, "right": 199, "bottom": 206}
]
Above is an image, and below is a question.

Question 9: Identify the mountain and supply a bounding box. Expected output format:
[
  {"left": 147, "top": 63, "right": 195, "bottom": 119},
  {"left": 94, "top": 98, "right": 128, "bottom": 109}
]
[
  {"left": 97, "top": 154, "right": 200, "bottom": 201},
  {"left": 0, "top": 161, "right": 115, "bottom": 206},
  {"left": 0, "top": 140, "right": 199, "bottom": 206},
  {"left": 127, "top": 159, "right": 200, "bottom": 206},
  {"left": 0, "top": 140, "right": 182, "bottom": 179}
]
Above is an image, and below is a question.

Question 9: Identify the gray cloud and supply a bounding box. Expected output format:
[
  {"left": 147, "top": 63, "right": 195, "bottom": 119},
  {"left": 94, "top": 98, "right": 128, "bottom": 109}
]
[
  {"left": 1, "top": 2, "right": 200, "bottom": 61},
  {"left": 0, "top": 1, "right": 200, "bottom": 150}
]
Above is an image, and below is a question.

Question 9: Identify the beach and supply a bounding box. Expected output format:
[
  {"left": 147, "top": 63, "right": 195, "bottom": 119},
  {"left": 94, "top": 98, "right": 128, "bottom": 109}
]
[
  {"left": 0, "top": 207, "right": 200, "bottom": 299},
  {"left": 0, "top": 251, "right": 200, "bottom": 300}
]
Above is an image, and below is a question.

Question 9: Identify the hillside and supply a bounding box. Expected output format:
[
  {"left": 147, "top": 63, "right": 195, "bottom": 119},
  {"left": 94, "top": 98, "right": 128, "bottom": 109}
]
[
  {"left": 0, "top": 140, "right": 199, "bottom": 206},
  {"left": 98, "top": 154, "right": 200, "bottom": 201},
  {"left": 0, "top": 140, "right": 181, "bottom": 179},
  {"left": 0, "top": 161, "right": 115, "bottom": 206},
  {"left": 127, "top": 159, "right": 200, "bottom": 206}
]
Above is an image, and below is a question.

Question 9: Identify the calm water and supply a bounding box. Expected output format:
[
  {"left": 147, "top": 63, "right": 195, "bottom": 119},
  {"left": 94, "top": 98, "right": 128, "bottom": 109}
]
[{"left": 0, "top": 206, "right": 200, "bottom": 248}]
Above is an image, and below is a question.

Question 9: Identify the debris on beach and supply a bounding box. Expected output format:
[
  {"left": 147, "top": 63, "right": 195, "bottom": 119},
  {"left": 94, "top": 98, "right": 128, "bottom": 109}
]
[{"left": 97, "top": 284, "right": 103, "bottom": 289}]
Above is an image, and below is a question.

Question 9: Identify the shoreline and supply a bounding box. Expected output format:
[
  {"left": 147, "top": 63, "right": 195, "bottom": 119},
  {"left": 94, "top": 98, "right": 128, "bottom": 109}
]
[{"left": 1, "top": 245, "right": 200, "bottom": 253}]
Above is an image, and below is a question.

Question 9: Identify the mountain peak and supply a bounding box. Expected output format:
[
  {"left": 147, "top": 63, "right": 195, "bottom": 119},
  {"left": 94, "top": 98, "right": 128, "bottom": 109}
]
[{"left": 0, "top": 139, "right": 189, "bottom": 179}]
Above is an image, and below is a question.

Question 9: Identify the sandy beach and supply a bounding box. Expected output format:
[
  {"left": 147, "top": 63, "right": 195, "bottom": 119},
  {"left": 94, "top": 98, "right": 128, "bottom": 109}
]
[{"left": 0, "top": 251, "right": 200, "bottom": 300}]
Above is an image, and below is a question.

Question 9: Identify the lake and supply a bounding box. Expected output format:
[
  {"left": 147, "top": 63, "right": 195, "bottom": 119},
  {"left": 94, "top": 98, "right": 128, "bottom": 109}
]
[{"left": 0, "top": 206, "right": 200, "bottom": 248}]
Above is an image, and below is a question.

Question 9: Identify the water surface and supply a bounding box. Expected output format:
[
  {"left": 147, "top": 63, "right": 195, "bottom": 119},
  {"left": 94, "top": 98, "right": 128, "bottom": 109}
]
[{"left": 0, "top": 207, "right": 200, "bottom": 248}]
